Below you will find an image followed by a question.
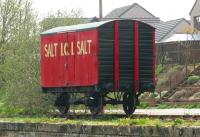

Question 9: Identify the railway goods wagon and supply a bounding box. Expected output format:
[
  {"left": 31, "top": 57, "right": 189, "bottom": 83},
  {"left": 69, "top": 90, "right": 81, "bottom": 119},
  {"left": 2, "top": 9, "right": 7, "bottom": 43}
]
[{"left": 40, "top": 19, "right": 156, "bottom": 115}]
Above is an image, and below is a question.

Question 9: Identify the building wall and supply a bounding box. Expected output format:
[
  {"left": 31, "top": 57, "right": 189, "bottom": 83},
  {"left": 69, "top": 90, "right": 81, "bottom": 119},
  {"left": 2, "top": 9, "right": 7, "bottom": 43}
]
[
  {"left": 190, "top": 0, "right": 200, "bottom": 30},
  {"left": 190, "top": 0, "right": 200, "bottom": 16}
]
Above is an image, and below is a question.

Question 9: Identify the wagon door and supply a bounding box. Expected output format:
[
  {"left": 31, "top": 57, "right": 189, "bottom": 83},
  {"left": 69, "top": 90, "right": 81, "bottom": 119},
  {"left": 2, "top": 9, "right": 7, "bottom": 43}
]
[
  {"left": 65, "top": 32, "right": 75, "bottom": 86},
  {"left": 41, "top": 33, "right": 69, "bottom": 87},
  {"left": 73, "top": 30, "right": 98, "bottom": 86}
]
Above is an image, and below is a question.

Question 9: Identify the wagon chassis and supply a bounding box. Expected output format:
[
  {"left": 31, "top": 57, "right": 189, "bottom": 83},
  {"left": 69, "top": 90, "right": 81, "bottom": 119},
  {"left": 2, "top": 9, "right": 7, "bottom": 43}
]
[{"left": 54, "top": 90, "right": 140, "bottom": 116}]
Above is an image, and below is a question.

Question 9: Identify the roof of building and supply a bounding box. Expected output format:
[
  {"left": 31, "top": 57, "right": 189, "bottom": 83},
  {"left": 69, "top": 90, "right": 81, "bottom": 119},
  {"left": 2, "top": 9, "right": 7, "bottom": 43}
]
[
  {"left": 105, "top": 3, "right": 156, "bottom": 18},
  {"left": 154, "top": 18, "right": 189, "bottom": 42},
  {"left": 104, "top": 3, "right": 161, "bottom": 25},
  {"left": 104, "top": 17, "right": 161, "bottom": 25},
  {"left": 190, "top": 0, "right": 199, "bottom": 15},
  {"left": 105, "top": 5, "right": 132, "bottom": 18}
]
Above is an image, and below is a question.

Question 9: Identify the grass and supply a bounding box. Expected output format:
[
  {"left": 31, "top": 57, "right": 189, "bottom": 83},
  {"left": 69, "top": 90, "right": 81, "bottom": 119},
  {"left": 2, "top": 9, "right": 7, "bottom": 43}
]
[
  {"left": 0, "top": 116, "right": 200, "bottom": 127},
  {"left": 156, "top": 103, "right": 200, "bottom": 109},
  {"left": 0, "top": 90, "right": 5, "bottom": 115},
  {"left": 137, "top": 102, "right": 200, "bottom": 109},
  {"left": 137, "top": 102, "right": 150, "bottom": 109},
  {"left": 1, "top": 88, "right": 200, "bottom": 127}
]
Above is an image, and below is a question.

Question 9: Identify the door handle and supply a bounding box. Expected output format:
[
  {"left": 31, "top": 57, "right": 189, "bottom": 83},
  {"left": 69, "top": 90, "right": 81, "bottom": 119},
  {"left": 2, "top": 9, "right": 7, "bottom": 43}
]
[
  {"left": 64, "top": 62, "right": 69, "bottom": 69},
  {"left": 65, "top": 57, "right": 69, "bottom": 69}
]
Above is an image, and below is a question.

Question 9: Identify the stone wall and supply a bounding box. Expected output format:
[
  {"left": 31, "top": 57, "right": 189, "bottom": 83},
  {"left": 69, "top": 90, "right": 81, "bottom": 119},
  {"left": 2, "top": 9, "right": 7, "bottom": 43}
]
[{"left": 0, "top": 122, "right": 200, "bottom": 137}]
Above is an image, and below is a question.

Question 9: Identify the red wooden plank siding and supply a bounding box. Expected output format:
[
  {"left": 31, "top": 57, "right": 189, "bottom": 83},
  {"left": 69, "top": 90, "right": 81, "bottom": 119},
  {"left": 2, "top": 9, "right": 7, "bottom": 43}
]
[
  {"left": 134, "top": 21, "right": 139, "bottom": 92},
  {"left": 67, "top": 32, "right": 75, "bottom": 85},
  {"left": 152, "top": 31, "right": 156, "bottom": 84},
  {"left": 114, "top": 21, "right": 119, "bottom": 91}
]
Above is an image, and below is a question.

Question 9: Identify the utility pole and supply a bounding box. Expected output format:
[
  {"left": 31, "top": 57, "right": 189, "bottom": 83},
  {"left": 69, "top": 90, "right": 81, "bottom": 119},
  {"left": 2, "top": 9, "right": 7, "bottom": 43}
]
[{"left": 99, "top": 0, "right": 103, "bottom": 21}]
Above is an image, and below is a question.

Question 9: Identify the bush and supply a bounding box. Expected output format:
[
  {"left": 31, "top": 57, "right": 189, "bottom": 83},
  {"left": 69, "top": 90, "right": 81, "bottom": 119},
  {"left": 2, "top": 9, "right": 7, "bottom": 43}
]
[
  {"left": 0, "top": 0, "right": 56, "bottom": 115},
  {"left": 173, "top": 118, "right": 183, "bottom": 126},
  {"left": 186, "top": 75, "right": 200, "bottom": 85},
  {"left": 137, "top": 102, "right": 149, "bottom": 109},
  {"left": 0, "top": 3, "right": 84, "bottom": 116},
  {"left": 156, "top": 64, "right": 164, "bottom": 76},
  {"left": 149, "top": 92, "right": 158, "bottom": 99},
  {"left": 169, "top": 65, "right": 183, "bottom": 73}
]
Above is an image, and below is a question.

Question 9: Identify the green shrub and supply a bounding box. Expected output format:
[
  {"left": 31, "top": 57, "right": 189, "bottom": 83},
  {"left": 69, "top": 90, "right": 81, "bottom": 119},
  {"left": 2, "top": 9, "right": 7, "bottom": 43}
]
[
  {"left": 137, "top": 102, "right": 149, "bottom": 109},
  {"left": 156, "top": 64, "right": 164, "bottom": 76},
  {"left": 173, "top": 65, "right": 183, "bottom": 71},
  {"left": 149, "top": 92, "right": 158, "bottom": 99},
  {"left": 186, "top": 75, "right": 200, "bottom": 85},
  {"left": 156, "top": 104, "right": 169, "bottom": 109},
  {"left": 169, "top": 65, "right": 183, "bottom": 73},
  {"left": 173, "top": 118, "right": 183, "bottom": 126},
  {"left": 0, "top": 4, "right": 84, "bottom": 117}
]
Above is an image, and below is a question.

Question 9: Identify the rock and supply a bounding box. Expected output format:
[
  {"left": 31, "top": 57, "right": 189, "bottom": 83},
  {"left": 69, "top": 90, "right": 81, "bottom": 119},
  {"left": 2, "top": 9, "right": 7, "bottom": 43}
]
[{"left": 169, "top": 89, "right": 197, "bottom": 101}]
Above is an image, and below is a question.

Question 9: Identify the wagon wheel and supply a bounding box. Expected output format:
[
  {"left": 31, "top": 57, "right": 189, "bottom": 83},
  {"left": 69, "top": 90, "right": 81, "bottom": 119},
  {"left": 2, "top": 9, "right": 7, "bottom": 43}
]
[
  {"left": 122, "top": 92, "right": 136, "bottom": 115},
  {"left": 88, "top": 92, "right": 103, "bottom": 116},
  {"left": 55, "top": 93, "right": 70, "bottom": 115}
]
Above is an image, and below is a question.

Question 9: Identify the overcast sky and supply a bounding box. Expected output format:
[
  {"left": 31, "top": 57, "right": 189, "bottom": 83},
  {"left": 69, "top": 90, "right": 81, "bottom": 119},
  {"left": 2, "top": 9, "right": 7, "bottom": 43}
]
[{"left": 32, "top": 0, "right": 196, "bottom": 21}]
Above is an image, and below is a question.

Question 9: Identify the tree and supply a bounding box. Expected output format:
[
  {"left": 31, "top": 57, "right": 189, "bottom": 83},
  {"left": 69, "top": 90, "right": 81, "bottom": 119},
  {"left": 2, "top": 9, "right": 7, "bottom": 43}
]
[
  {"left": 0, "top": 1, "right": 85, "bottom": 115},
  {"left": 0, "top": 0, "right": 54, "bottom": 115},
  {"left": 40, "top": 8, "right": 85, "bottom": 31}
]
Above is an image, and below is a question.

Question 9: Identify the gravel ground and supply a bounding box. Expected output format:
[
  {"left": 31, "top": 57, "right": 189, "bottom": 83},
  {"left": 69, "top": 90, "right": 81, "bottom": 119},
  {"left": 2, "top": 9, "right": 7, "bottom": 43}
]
[
  {"left": 71, "top": 109, "right": 200, "bottom": 116},
  {"left": 133, "top": 109, "right": 200, "bottom": 116}
]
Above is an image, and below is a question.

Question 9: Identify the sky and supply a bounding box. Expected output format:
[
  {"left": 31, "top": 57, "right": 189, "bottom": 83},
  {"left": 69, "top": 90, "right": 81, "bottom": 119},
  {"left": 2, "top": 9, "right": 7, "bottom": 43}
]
[{"left": 32, "top": 0, "right": 196, "bottom": 21}]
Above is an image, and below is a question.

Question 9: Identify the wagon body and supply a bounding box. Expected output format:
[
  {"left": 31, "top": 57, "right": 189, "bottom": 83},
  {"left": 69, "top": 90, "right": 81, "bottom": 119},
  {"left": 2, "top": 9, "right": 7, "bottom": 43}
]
[
  {"left": 41, "top": 20, "right": 156, "bottom": 93},
  {"left": 41, "top": 30, "right": 98, "bottom": 87}
]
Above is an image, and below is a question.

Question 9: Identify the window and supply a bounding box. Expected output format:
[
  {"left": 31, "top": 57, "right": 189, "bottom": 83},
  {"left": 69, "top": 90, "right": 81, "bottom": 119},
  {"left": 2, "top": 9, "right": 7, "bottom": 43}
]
[{"left": 196, "top": 16, "right": 200, "bottom": 22}]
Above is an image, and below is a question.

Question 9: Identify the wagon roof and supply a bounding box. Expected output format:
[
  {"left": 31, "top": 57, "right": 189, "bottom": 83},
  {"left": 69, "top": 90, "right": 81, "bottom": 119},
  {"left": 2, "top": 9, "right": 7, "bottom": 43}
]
[
  {"left": 41, "top": 19, "right": 155, "bottom": 35},
  {"left": 41, "top": 20, "right": 111, "bottom": 35}
]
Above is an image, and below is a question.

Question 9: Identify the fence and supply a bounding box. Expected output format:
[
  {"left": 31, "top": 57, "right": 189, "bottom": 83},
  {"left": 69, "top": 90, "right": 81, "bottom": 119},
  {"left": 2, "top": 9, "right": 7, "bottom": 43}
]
[
  {"left": 155, "top": 41, "right": 200, "bottom": 94},
  {"left": 156, "top": 41, "right": 200, "bottom": 65}
]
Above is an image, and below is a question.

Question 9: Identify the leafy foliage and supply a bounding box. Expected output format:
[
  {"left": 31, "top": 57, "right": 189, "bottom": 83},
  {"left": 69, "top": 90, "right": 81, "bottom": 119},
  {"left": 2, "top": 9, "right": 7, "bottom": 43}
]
[
  {"left": 173, "top": 118, "right": 183, "bottom": 126},
  {"left": 137, "top": 102, "right": 149, "bottom": 109},
  {"left": 0, "top": 0, "right": 84, "bottom": 116},
  {"left": 186, "top": 75, "right": 200, "bottom": 85},
  {"left": 156, "top": 64, "right": 164, "bottom": 76},
  {"left": 0, "top": 0, "right": 56, "bottom": 115},
  {"left": 40, "top": 9, "right": 85, "bottom": 31},
  {"left": 169, "top": 65, "right": 183, "bottom": 73}
]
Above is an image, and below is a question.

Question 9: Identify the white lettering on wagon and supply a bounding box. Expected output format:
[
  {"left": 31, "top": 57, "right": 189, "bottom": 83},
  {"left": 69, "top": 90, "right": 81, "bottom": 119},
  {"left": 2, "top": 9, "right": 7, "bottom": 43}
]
[
  {"left": 44, "top": 40, "right": 92, "bottom": 58},
  {"left": 60, "top": 42, "right": 69, "bottom": 56},
  {"left": 44, "top": 43, "right": 58, "bottom": 57}
]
